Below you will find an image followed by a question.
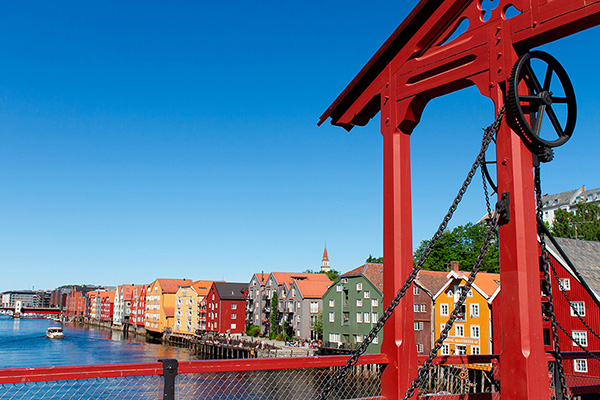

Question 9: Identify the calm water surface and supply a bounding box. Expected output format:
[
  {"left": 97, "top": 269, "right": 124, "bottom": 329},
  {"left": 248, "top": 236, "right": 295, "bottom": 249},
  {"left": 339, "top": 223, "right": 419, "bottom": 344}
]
[{"left": 0, "top": 314, "right": 197, "bottom": 369}]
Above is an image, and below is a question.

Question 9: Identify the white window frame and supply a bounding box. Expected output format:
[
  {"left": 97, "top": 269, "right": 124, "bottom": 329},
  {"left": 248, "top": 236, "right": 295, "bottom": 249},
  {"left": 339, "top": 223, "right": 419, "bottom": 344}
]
[
  {"left": 416, "top": 343, "right": 424, "bottom": 353},
  {"left": 471, "top": 346, "right": 480, "bottom": 355},
  {"left": 558, "top": 278, "right": 571, "bottom": 291},
  {"left": 572, "top": 331, "right": 588, "bottom": 347},
  {"left": 329, "top": 312, "right": 335, "bottom": 322},
  {"left": 456, "top": 345, "right": 467, "bottom": 355},
  {"left": 571, "top": 302, "right": 586, "bottom": 317},
  {"left": 470, "top": 303, "right": 480, "bottom": 317},
  {"left": 364, "top": 291, "right": 370, "bottom": 299},
  {"left": 471, "top": 325, "right": 480, "bottom": 338},
  {"left": 329, "top": 299, "right": 335, "bottom": 307},
  {"left": 414, "top": 321, "right": 423, "bottom": 331},
  {"left": 356, "top": 312, "right": 363, "bottom": 323},
  {"left": 441, "top": 344, "right": 450, "bottom": 355},
  {"left": 413, "top": 286, "right": 420, "bottom": 295},
  {"left": 414, "top": 304, "right": 420, "bottom": 313},
  {"left": 371, "top": 298, "right": 378, "bottom": 307},
  {"left": 336, "top": 284, "right": 343, "bottom": 292},
  {"left": 574, "top": 359, "right": 588, "bottom": 373},
  {"left": 455, "top": 324, "right": 464, "bottom": 337},
  {"left": 356, "top": 282, "right": 362, "bottom": 291},
  {"left": 329, "top": 333, "right": 341, "bottom": 343},
  {"left": 356, "top": 298, "right": 363, "bottom": 307},
  {"left": 364, "top": 312, "right": 371, "bottom": 324},
  {"left": 310, "top": 302, "right": 318, "bottom": 314},
  {"left": 440, "top": 303, "right": 449, "bottom": 316}
]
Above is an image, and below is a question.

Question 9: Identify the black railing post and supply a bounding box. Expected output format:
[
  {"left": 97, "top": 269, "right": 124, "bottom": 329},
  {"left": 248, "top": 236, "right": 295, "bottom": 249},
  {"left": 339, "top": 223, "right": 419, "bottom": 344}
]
[{"left": 159, "top": 359, "right": 178, "bottom": 400}]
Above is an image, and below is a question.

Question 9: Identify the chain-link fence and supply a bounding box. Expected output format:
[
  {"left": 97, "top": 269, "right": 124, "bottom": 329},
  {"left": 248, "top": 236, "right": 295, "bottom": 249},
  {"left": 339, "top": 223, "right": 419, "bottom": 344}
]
[{"left": 2, "top": 353, "right": 600, "bottom": 399}]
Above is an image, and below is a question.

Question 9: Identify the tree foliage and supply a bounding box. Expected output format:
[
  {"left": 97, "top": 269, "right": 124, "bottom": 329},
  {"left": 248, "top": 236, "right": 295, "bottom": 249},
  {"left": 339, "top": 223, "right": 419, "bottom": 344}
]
[
  {"left": 312, "top": 311, "right": 323, "bottom": 339},
  {"left": 366, "top": 255, "right": 383, "bottom": 264},
  {"left": 413, "top": 222, "right": 499, "bottom": 273},
  {"left": 303, "top": 268, "right": 340, "bottom": 281},
  {"left": 551, "top": 203, "right": 600, "bottom": 241},
  {"left": 269, "top": 291, "right": 279, "bottom": 339}
]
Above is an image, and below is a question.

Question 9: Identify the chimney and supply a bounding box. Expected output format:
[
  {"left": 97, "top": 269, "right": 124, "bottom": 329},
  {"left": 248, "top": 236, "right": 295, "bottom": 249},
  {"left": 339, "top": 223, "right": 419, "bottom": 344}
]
[{"left": 450, "top": 261, "right": 459, "bottom": 273}]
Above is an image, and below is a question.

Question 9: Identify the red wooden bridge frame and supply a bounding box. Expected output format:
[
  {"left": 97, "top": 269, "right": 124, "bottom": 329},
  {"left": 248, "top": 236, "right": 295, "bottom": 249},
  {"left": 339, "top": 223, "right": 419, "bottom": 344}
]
[{"left": 319, "top": 0, "right": 600, "bottom": 399}]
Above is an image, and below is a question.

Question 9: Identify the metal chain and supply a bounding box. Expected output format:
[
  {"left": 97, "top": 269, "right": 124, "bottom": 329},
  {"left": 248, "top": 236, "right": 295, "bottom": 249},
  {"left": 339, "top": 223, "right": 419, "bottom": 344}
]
[
  {"left": 402, "top": 215, "right": 499, "bottom": 400},
  {"left": 317, "top": 105, "right": 505, "bottom": 400},
  {"left": 536, "top": 165, "right": 569, "bottom": 400},
  {"left": 555, "top": 317, "right": 600, "bottom": 363}
]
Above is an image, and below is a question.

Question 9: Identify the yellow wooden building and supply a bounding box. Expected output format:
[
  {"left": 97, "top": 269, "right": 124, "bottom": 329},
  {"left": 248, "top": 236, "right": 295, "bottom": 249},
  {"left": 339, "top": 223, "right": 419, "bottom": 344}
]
[
  {"left": 172, "top": 280, "right": 220, "bottom": 335},
  {"left": 432, "top": 262, "right": 500, "bottom": 355},
  {"left": 145, "top": 278, "right": 192, "bottom": 336}
]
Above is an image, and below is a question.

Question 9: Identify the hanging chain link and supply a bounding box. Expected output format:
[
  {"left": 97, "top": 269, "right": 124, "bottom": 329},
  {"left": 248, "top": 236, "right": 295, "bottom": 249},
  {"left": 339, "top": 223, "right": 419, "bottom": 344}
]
[
  {"left": 317, "top": 105, "right": 505, "bottom": 400},
  {"left": 535, "top": 165, "right": 570, "bottom": 400},
  {"left": 402, "top": 215, "right": 499, "bottom": 400}
]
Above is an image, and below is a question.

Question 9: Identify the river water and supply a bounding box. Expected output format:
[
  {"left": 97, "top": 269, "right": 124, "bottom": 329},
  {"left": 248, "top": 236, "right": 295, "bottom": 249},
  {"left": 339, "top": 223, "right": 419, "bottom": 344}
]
[{"left": 0, "top": 314, "right": 196, "bottom": 369}]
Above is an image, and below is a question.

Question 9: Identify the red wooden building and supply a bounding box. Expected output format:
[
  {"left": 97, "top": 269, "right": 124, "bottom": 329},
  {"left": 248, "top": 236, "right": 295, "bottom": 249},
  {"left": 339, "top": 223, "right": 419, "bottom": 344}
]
[
  {"left": 99, "top": 292, "right": 115, "bottom": 323},
  {"left": 206, "top": 282, "right": 247, "bottom": 335},
  {"left": 130, "top": 284, "right": 147, "bottom": 328}
]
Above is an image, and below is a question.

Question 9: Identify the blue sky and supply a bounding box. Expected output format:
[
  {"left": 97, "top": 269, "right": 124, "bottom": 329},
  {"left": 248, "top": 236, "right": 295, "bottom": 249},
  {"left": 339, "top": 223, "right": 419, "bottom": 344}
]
[{"left": 1, "top": 1, "right": 599, "bottom": 292}]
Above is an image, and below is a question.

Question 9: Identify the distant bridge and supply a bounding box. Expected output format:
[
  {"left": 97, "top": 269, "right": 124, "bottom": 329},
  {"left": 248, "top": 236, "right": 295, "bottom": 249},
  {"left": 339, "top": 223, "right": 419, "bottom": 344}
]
[{"left": 0, "top": 306, "right": 60, "bottom": 316}]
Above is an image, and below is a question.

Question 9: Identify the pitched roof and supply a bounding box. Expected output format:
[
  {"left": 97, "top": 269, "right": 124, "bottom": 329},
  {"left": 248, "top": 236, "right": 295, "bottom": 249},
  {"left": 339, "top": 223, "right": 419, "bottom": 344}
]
[
  {"left": 154, "top": 279, "right": 192, "bottom": 294},
  {"left": 415, "top": 270, "right": 449, "bottom": 296},
  {"left": 440, "top": 271, "right": 500, "bottom": 299},
  {"left": 191, "top": 280, "right": 222, "bottom": 297},
  {"left": 323, "top": 245, "right": 329, "bottom": 262},
  {"left": 270, "top": 272, "right": 331, "bottom": 286},
  {"left": 341, "top": 263, "right": 384, "bottom": 292},
  {"left": 164, "top": 307, "right": 174, "bottom": 318},
  {"left": 213, "top": 282, "right": 247, "bottom": 300},
  {"left": 294, "top": 280, "right": 332, "bottom": 299},
  {"left": 546, "top": 237, "right": 600, "bottom": 300}
]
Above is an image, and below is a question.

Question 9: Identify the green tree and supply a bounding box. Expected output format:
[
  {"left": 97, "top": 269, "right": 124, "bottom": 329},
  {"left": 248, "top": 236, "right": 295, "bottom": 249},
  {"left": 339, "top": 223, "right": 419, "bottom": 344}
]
[
  {"left": 303, "top": 268, "right": 340, "bottom": 281},
  {"left": 413, "top": 222, "right": 499, "bottom": 273},
  {"left": 312, "top": 311, "right": 323, "bottom": 339},
  {"left": 551, "top": 203, "right": 600, "bottom": 241},
  {"left": 366, "top": 255, "right": 383, "bottom": 264},
  {"left": 269, "top": 291, "right": 279, "bottom": 339}
]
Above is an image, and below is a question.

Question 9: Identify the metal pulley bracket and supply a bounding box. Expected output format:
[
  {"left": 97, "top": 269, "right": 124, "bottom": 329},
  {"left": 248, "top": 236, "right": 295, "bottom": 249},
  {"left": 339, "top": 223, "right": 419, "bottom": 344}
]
[
  {"left": 496, "top": 192, "right": 510, "bottom": 225},
  {"left": 507, "top": 50, "right": 577, "bottom": 149}
]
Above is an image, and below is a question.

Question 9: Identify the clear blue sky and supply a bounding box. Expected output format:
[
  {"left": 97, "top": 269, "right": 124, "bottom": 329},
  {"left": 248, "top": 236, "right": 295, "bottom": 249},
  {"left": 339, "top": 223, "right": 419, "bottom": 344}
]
[{"left": 1, "top": 1, "right": 599, "bottom": 292}]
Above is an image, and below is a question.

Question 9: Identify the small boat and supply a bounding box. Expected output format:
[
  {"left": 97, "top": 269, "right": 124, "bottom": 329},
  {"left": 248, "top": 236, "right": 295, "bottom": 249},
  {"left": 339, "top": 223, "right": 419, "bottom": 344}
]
[{"left": 46, "top": 327, "right": 64, "bottom": 339}]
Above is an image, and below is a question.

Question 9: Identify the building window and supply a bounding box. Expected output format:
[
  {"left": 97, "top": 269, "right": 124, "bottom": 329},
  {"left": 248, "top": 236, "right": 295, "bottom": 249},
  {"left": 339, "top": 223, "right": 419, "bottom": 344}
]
[
  {"left": 356, "top": 312, "right": 363, "bottom": 323},
  {"left": 364, "top": 291, "right": 370, "bottom": 299},
  {"left": 571, "top": 302, "right": 586, "bottom": 317},
  {"left": 470, "top": 304, "right": 480, "bottom": 317},
  {"left": 447, "top": 290, "right": 453, "bottom": 298},
  {"left": 343, "top": 312, "right": 349, "bottom": 324},
  {"left": 455, "top": 324, "right": 464, "bottom": 337},
  {"left": 372, "top": 312, "right": 378, "bottom": 322},
  {"left": 355, "top": 334, "right": 363, "bottom": 343},
  {"left": 364, "top": 312, "right": 371, "bottom": 324},
  {"left": 574, "top": 359, "right": 588, "bottom": 373},
  {"left": 328, "top": 299, "right": 334, "bottom": 308},
  {"left": 471, "top": 346, "right": 480, "bottom": 355},
  {"left": 414, "top": 304, "right": 420, "bottom": 313},
  {"left": 329, "top": 333, "right": 341, "bottom": 343},
  {"left": 231, "top": 313, "right": 237, "bottom": 319},
  {"left": 329, "top": 312, "right": 335, "bottom": 322},
  {"left": 414, "top": 322, "right": 423, "bottom": 331},
  {"left": 336, "top": 285, "right": 343, "bottom": 292},
  {"left": 441, "top": 344, "right": 450, "bottom": 355},
  {"left": 559, "top": 278, "right": 571, "bottom": 291},
  {"left": 231, "top": 303, "right": 237, "bottom": 310},
  {"left": 373, "top": 336, "right": 378, "bottom": 344},
  {"left": 471, "top": 325, "right": 480, "bottom": 338},
  {"left": 440, "top": 304, "right": 449, "bottom": 316},
  {"left": 372, "top": 298, "right": 378, "bottom": 307},
  {"left": 416, "top": 343, "right": 424, "bottom": 353},
  {"left": 420, "top": 304, "right": 426, "bottom": 313},
  {"left": 572, "top": 331, "right": 588, "bottom": 347},
  {"left": 230, "top": 323, "right": 236, "bottom": 330},
  {"left": 456, "top": 345, "right": 467, "bottom": 355},
  {"left": 310, "top": 302, "right": 318, "bottom": 313},
  {"left": 297, "top": 301, "right": 301, "bottom": 309},
  {"left": 413, "top": 286, "right": 419, "bottom": 295},
  {"left": 356, "top": 282, "right": 362, "bottom": 291}
]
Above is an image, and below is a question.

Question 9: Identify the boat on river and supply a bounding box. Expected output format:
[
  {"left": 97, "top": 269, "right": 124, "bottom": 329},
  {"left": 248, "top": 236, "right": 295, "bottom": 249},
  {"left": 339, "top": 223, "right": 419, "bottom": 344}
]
[{"left": 46, "top": 327, "right": 64, "bottom": 339}]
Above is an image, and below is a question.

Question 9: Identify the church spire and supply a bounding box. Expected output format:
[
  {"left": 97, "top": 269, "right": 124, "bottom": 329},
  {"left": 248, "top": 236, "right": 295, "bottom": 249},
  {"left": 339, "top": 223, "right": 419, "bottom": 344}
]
[{"left": 321, "top": 244, "right": 330, "bottom": 272}]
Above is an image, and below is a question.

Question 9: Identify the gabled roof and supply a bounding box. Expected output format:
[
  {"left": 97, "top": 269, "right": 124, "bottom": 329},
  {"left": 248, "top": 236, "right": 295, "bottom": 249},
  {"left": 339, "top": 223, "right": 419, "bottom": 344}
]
[
  {"left": 293, "top": 280, "right": 332, "bottom": 299},
  {"left": 434, "top": 271, "right": 500, "bottom": 300},
  {"left": 415, "top": 270, "right": 449, "bottom": 297},
  {"left": 251, "top": 273, "right": 269, "bottom": 285},
  {"left": 342, "top": 263, "right": 384, "bottom": 292},
  {"left": 546, "top": 237, "right": 600, "bottom": 301},
  {"left": 191, "top": 280, "right": 222, "bottom": 297},
  {"left": 152, "top": 279, "right": 192, "bottom": 294},
  {"left": 270, "top": 272, "right": 331, "bottom": 286},
  {"left": 213, "top": 282, "right": 247, "bottom": 301}
]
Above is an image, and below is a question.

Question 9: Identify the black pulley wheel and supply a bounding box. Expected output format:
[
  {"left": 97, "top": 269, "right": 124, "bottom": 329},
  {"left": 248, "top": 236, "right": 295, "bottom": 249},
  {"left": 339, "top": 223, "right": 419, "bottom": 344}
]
[
  {"left": 481, "top": 136, "right": 497, "bottom": 195},
  {"left": 507, "top": 51, "right": 576, "bottom": 148}
]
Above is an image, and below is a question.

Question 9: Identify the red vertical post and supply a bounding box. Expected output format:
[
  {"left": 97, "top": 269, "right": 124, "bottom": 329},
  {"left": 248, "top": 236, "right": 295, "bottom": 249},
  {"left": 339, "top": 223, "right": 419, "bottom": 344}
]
[
  {"left": 495, "top": 94, "right": 551, "bottom": 399},
  {"left": 380, "top": 86, "right": 424, "bottom": 399}
]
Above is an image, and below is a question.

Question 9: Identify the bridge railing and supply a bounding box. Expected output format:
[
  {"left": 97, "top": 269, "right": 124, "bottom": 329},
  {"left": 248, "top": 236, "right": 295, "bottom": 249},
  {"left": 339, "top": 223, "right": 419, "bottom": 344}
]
[{"left": 1, "top": 352, "right": 598, "bottom": 399}]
